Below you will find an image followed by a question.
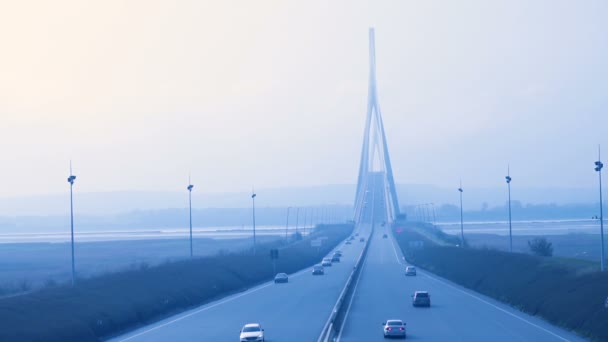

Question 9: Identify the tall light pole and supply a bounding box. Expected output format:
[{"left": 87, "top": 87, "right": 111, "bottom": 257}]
[
  {"left": 303, "top": 208, "right": 308, "bottom": 236},
  {"left": 295, "top": 207, "right": 300, "bottom": 236},
  {"left": 67, "top": 163, "right": 76, "bottom": 286},
  {"left": 251, "top": 191, "right": 257, "bottom": 255},
  {"left": 285, "top": 206, "right": 291, "bottom": 240},
  {"left": 431, "top": 203, "right": 437, "bottom": 226},
  {"left": 458, "top": 182, "right": 464, "bottom": 247},
  {"left": 187, "top": 179, "right": 194, "bottom": 258},
  {"left": 595, "top": 146, "right": 605, "bottom": 271},
  {"left": 309, "top": 208, "right": 314, "bottom": 231},
  {"left": 506, "top": 167, "right": 513, "bottom": 253}
]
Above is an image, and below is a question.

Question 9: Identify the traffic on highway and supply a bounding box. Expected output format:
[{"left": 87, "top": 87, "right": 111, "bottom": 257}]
[{"left": 109, "top": 222, "right": 588, "bottom": 342}]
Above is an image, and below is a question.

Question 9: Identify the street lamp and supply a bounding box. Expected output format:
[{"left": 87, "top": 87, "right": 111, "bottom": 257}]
[
  {"left": 458, "top": 182, "right": 464, "bottom": 247},
  {"left": 303, "top": 208, "right": 308, "bottom": 236},
  {"left": 285, "top": 207, "right": 291, "bottom": 240},
  {"left": 187, "top": 180, "right": 194, "bottom": 258},
  {"left": 295, "top": 207, "right": 300, "bottom": 236},
  {"left": 251, "top": 191, "right": 257, "bottom": 255},
  {"left": 67, "top": 164, "right": 76, "bottom": 286},
  {"left": 595, "top": 146, "right": 605, "bottom": 271},
  {"left": 310, "top": 208, "right": 314, "bottom": 229},
  {"left": 506, "top": 168, "right": 513, "bottom": 253},
  {"left": 430, "top": 203, "right": 437, "bottom": 226}
]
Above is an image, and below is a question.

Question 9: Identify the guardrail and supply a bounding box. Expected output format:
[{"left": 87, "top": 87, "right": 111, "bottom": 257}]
[{"left": 317, "top": 226, "right": 373, "bottom": 342}]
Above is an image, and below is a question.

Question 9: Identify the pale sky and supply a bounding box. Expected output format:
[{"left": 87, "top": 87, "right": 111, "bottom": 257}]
[{"left": 1, "top": 0, "right": 607, "bottom": 198}]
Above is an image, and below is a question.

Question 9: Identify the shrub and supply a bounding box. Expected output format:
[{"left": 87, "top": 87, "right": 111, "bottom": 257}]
[{"left": 528, "top": 237, "right": 553, "bottom": 257}]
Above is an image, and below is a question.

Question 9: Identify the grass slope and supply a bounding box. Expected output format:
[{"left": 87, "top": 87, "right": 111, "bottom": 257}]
[{"left": 0, "top": 224, "right": 352, "bottom": 342}]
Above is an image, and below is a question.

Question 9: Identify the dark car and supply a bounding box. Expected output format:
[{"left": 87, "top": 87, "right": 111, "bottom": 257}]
[
  {"left": 360, "top": 237, "right": 365, "bottom": 242},
  {"left": 412, "top": 291, "right": 431, "bottom": 307},
  {"left": 331, "top": 254, "right": 340, "bottom": 263},
  {"left": 382, "top": 233, "right": 388, "bottom": 238},
  {"left": 312, "top": 265, "right": 324, "bottom": 275}
]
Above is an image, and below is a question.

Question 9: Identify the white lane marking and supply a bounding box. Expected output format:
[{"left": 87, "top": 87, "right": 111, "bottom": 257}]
[
  {"left": 392, "top": 231, "right": 573, "bottom": 341},
  {"left": 117, "top": 282, "right": 273, "bottom": 341},
  {"left": 118, "top": 233, "right": 358, "bottom": 342},
  {"left": 389, "top": 233, "right": 404, "bottom": 265},
  {"left": 420, "top": 272, "right": 572, "bottom": 342},
  {"left": 335, "top": 243, "right": 369, "bottom": 342},
  {"left": 117, "top": 266, "right": 312, "bottom": 342}
]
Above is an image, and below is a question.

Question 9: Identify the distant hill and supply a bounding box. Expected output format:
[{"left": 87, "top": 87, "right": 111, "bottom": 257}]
[
  {"left": 0, "top": 184, "right": 601, "bottom": 233},
  {"left": 0, "top": 184, "right": 597, "bottom": 216}
]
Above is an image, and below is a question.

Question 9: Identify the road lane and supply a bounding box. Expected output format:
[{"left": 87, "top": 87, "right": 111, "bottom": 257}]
[
  {"left": 109, "top": 225, "right": 370, "bottom": 342},
  {"left": 338, "top": 228, "right": 588, "bottom": 341}
]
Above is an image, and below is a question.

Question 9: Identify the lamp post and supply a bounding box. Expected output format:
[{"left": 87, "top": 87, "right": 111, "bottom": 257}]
[
  {"left": 303, "top": 208, "right": 308, "bottom": 236},
  {"left": 506, "top": 168, "right": 513, "bottom": 253},
  {"left": 285, "top": 207, "right": 291, "bottom": 240},
  {"left": 431, "top": 202, "right": 437, "bottom": 226},
  {"left": 251, "top": 191, "right": 257, "bottom": 255},
  {"left": 187, "top": 181, "right": 194, "bottom": 258},
  {"left": 595, "top": 146, "right": 605, "bottom": 271},
  {"left": 295, "top": 207, "right": 300, "bottom": 236},
  {"left": 458, "top": 182, "right": 464, "bottom": 247},
  {"left": 67, "top": 164, "right": 76, "bottom": 286},
  {"left": 309, "top": 208, "right": 314, "bottom": 233}
]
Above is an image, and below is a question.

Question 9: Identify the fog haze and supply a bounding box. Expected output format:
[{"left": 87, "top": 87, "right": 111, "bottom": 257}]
[{"left": 1, "top": 1, "right": 607, "bottom": 200}]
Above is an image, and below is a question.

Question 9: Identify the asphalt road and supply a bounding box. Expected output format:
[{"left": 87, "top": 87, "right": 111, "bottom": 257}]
[
  {"left": 108, "top": 226, "right": 370, "bottom": 342},
  {"left": 337, "top": 228, "right": 589, "bottom": 342}
]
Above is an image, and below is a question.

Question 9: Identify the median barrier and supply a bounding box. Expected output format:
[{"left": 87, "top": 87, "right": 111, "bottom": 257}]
[{"left": 317, "top": 227, "right": 373, "bottom": 342}]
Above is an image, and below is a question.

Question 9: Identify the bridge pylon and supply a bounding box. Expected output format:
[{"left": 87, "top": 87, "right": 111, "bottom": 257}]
[{"left": 354, "top": 28, "right": 401, "bottom": 225}]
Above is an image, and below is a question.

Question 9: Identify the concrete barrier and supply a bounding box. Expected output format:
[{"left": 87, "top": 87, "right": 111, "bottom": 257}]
[{"left": 317, "top": 227, "right": 373, "bottom": 342}]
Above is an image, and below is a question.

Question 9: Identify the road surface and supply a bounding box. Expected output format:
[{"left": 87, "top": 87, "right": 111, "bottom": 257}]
[
  {"left": 109, "top": 226, "right": 369, "bottom": 342},
  {"left": 337, "top": 228, "right": 588, "bottom": 341}
]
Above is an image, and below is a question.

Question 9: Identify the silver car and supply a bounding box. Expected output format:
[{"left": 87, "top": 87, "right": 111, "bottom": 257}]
[
  {"left": 322, "top": 258, "right": 332, "bottom": 267},
  {"left": 382, "top": 319, "right": 406, "bottom": 339},
  {"left": 274, "top": 273, "right": 288, "bottom": 283},
  {"left": 412, "top": 291, "right": 431, "bottom": 307},
  {"left": 239, "top": 323, "right": 264, "bottom": 342},
  {"left": 405, "top": 266, "right": 416, "bottom": 276}
]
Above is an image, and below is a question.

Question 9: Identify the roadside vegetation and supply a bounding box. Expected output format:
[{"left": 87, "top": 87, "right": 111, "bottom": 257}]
[
  {"left": 528, "top": 237, "right": 553, "bottom": 256},
  {"left": 0, "top": 224, "right": 352, "bottom": 342},
  {"left": 394, "top": 223, "right": 608, "bottom": 341},
  {"left": 0, "top": 236, "right": 283, "bottom": 296}
]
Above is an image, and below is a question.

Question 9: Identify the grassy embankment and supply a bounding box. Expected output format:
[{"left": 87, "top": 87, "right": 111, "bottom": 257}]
[
  {"left": 0, "top": 236, "right": 282, "bottom": 295},
  {"left": 0, "top": 224, "right": 352, "bottom": 342},
  {"left": 394, "top": 222, "right": 608, "bottom": 341}
]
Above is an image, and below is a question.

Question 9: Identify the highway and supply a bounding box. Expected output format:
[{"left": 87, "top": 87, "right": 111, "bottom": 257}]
[
  {"left": 108, "top": 225, "right": 370, "bottom": 342},
  {"left": 337, "top": 227, "right": 589, "bottom": 341}
]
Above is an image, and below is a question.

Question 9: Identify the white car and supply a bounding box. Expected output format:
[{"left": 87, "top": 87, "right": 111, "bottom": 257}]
[
  {"left": 274, "top": 273, "right": 288, "bottom": 283},
  {"left": 405, "top": 266, "right": 416, "bottom": 276},
  {"left": 240, "top": 323, "right": 265, "bottom": 342},
  {"left": 322, "top": 258, "right": 332, "bottom": 267},
  {"left": 382, "top": 319, "right": 406, "bottom": 338}
]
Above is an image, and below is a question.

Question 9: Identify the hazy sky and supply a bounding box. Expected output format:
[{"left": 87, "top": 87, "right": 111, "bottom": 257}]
[{"left": 1, "top": 0, "right": 607, "bottom": 198}]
